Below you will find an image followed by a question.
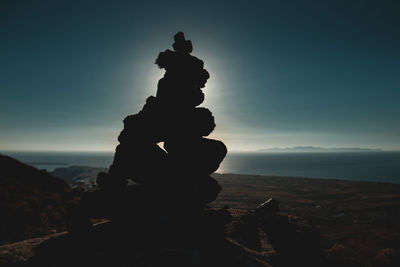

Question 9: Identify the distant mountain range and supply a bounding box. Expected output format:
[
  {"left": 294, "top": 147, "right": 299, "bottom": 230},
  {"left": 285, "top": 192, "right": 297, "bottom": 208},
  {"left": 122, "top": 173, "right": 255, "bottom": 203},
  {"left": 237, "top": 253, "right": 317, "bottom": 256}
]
[{"left": 257, "top": 146, "right": 383, "bottom": 153}]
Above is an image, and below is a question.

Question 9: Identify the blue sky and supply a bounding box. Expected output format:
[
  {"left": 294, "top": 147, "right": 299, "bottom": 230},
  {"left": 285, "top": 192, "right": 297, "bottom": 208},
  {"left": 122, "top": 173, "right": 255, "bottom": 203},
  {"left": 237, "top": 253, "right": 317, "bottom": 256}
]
[{"left": 1, "top": 0, "right": 399, "bottom": 151}]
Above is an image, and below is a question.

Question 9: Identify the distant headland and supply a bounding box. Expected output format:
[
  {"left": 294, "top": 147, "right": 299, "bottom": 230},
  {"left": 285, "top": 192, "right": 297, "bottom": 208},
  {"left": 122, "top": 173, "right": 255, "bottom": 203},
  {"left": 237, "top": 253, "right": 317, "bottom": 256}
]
[{"left": 257, "top": 146, "right": 384, "bottom": 153}]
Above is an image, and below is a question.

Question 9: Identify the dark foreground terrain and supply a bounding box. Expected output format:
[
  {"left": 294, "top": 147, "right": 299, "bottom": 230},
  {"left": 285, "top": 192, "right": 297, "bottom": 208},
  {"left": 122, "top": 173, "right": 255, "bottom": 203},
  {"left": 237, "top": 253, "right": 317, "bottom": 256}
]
[
  {"left": 212, "top": 173, "right": 400, "bottom": 266},
  {"left": 1, "top": 157, "right": 399, "bottom": 266}
]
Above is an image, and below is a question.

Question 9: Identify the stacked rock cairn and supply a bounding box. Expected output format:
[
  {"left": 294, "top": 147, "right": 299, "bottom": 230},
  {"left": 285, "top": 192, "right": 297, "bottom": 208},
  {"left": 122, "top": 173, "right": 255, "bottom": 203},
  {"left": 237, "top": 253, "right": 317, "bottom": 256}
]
[{"left": 82, "top": 32, "right": 227, "bottom": 226}]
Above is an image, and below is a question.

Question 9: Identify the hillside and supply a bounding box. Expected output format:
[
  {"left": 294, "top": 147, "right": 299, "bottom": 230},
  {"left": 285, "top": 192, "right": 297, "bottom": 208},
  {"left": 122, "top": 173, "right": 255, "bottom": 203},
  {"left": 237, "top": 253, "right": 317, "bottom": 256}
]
[{"left": 0, "top": 154, "right": 73, "bottom": 244}]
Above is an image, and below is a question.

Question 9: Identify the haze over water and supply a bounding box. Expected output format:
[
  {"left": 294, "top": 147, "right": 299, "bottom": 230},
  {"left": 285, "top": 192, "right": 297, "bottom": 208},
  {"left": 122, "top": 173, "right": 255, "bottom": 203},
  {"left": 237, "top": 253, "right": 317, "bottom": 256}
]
[
  {"left": 4, "top": 151, "right": 400, "bottom": 184},
  {"left": 1, "top": 1, "right": 399, "bottom": 186}
]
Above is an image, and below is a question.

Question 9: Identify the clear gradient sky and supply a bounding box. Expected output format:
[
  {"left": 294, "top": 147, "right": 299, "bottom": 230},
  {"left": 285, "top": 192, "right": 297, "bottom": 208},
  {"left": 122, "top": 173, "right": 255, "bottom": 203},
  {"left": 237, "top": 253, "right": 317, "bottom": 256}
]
[{"left": 1, "top": 0, "right": 399, "bottom": 152}]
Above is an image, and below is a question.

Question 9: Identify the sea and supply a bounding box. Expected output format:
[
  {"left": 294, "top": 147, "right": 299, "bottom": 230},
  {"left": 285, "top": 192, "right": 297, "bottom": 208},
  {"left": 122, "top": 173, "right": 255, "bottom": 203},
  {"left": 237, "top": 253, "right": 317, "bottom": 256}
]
[{"left": 2, "top": 151, "right": 400, "bottom": 184}]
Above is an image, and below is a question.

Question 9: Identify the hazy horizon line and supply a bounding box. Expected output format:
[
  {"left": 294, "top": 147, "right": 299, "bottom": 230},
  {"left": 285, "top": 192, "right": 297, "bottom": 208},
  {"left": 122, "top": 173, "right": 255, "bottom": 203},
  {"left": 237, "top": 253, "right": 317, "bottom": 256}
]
[{"left": 2, "top": 146, "right": 400, "bottom": 154}]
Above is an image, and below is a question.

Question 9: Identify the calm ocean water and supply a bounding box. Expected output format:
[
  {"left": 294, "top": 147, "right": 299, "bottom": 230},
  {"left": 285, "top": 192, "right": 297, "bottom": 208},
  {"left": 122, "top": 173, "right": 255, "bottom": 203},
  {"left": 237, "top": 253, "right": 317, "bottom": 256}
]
[{"left": 3, "top": 151, "right": 400, "bottom": 184}]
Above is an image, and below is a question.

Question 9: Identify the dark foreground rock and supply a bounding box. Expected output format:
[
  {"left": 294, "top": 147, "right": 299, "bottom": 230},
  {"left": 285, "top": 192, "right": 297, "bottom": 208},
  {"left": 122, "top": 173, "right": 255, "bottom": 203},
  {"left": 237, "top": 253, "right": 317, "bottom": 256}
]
[
  {"left": 0, "top": 154, "right": 72, "bottom": 245},
  {"left": 67, "top": 32, "right": 227, "bottom": 231},
  {"left": 0, "top": 205, "right": 326, "bottom": 267}
]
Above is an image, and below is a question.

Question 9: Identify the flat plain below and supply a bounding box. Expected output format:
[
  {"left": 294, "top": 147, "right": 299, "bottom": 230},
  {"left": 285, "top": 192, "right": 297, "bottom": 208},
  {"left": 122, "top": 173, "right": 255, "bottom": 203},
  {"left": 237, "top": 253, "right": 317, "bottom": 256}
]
[{"left": 211, "top": 173, "right": 400, "bottom": 261}]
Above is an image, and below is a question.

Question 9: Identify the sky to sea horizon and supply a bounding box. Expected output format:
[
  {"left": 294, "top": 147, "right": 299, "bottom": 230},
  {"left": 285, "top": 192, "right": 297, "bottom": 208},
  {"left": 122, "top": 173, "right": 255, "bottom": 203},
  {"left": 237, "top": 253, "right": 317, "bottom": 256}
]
[
  {"left": 2, "top": 150, "right": 400, "bottom": 184},
  {"left": 2, "top": 1, "right": 400, "bottom": 152}
]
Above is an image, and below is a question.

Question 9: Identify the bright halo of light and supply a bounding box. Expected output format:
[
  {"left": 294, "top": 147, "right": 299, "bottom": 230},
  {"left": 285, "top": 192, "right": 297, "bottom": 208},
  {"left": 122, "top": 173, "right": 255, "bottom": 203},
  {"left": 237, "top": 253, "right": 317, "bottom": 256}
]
[{"left": 145, "top": 63, "right": 165, "bottom": 97}]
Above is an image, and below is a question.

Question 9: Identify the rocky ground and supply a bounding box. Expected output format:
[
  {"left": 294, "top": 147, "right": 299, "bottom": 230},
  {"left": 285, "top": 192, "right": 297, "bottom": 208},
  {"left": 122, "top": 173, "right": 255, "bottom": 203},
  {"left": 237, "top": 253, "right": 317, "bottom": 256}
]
[
  {"left": 1, "top": 205, "right": 321, "bottom": 267},
  {"left": 2, "top": 165, "right": 399, "bottom": 266},
  {"left": 212, "top": 174, "right": 400, "bottom": 266}
]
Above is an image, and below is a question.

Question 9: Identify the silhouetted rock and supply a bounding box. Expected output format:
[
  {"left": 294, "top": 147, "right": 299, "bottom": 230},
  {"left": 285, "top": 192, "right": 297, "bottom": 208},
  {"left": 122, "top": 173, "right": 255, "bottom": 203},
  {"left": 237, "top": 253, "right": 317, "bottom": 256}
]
[
  {"left": 68, "top": 32, "right": 227, "bottom": 233},
  {"left": 230, "top": 199, "right": 322, "bottom": 266},
  {"left": 165, "top": 138, "right": 227, "bottom": 175},
  {"left": 0, "top": 208, "right": 272, "bottom": 267},
  {"left": 6, "top": 203, "right": 320, "bottom": 267},
  {"left": 173, "top": 31, "right": 193, "bottom": 53},
  {"left": 259, "top": 213, "right": 322, "bottom": 266}
]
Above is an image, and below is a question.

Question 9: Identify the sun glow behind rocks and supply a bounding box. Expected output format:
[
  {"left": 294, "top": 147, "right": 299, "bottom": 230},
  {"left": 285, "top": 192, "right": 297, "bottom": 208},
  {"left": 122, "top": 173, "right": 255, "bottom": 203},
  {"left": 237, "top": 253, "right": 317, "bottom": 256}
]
[
  {"left": 1, "top": 1, "right": 400, "bottom": 152},
  {"left": 146, "top": 64, "right": 165, "bottom": 98},
  {"left": 195, "top": 50, "right": 237, "bottom": 143},
  {"left": 139, "top": 46, "right": 233, "bottom": 148}
]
